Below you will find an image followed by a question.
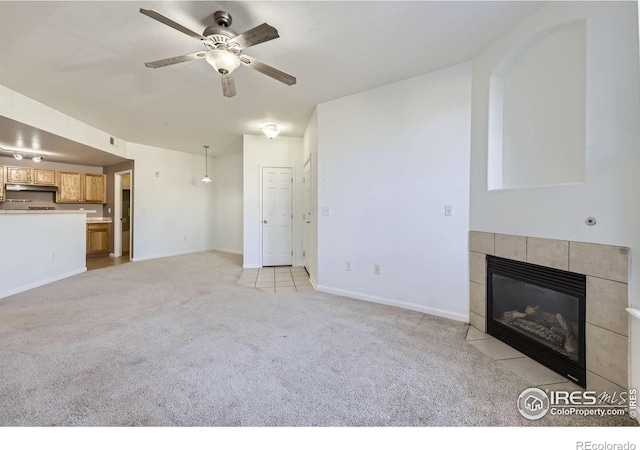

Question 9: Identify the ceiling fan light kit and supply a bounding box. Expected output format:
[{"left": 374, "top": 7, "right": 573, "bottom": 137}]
[
  {"left": 140, "top": 9, "right": 296, "bottom": 98},
  {"left": 205, "top": 50, "right": 240, "bottom": 74},
  {"left": 262, "top": 124, "right": 281, "bottom": 139}
]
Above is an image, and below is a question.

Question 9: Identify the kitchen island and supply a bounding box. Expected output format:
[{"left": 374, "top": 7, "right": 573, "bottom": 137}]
[{"left": 0, "top": 210, "right": 90, "bottom": 298}]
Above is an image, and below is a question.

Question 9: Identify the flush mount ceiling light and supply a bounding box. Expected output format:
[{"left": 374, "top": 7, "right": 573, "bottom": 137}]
[
  {"left": 262, "top": 124, "right": 280, "bottom": 139},
  {"left": 32, "top": 156, "right": 43, "bottom": 163},
  {"left": 201, "top": 145, "right": 212, "bottom": 183},
  {"left": 13, "top": 152, "right": 24, "bottom": 160}
]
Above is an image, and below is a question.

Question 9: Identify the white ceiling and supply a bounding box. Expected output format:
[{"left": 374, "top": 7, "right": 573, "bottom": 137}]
[{"left": 0, "top": 1, "right": 544, "bottom": 160}]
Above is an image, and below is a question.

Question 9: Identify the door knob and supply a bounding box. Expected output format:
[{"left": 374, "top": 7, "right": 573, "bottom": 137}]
[{"left": 263, "top": 220, "right": 268, "bottom": 224}]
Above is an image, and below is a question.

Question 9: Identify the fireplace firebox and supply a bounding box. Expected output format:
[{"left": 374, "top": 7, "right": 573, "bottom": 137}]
[{"left": 486, "top": 256, "right": 586, "bottom": 387}]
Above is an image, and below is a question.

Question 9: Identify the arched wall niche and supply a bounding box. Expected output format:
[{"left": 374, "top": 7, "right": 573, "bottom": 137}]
[{"left": 488, "top": 20, "right": 587, "bottom": 190}]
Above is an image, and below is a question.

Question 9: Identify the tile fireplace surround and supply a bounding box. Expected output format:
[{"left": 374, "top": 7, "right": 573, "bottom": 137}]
[{"left": 469, "top": 231, "right": 629, "bottom": 393}]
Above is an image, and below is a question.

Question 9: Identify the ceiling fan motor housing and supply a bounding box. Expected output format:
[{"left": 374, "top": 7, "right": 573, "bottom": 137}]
[{"left": 213, "top": 11, "right": 232, "bottom": 27}]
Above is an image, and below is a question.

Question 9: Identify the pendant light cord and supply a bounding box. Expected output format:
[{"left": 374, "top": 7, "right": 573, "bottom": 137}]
[{"left": 204, "top": 145, "right": 209, "bottom": 175}]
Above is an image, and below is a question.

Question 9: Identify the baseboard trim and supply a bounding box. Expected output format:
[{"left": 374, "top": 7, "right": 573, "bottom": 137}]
[
  {"left": 242, "top": 264, "right": 261, "bottom": 269},
  {"left": 315, "top": 285, "right": 468, "bottom": 322},
  {"left": 131, "top": 248, "right": 216, "bottom": 262},
  {"left": 309, "top": 277, "right": 318, "bottom": 290},
  {"left": 0, "top": 267, "right": 87, "bottom": 299},
  {"left": 212, "top": 248, "right": 243, "bottom": 255}
]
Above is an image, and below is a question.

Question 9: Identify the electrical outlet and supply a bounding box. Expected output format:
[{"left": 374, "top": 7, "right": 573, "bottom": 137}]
[
  {"left": 374, "top": 264, "right": 381, "bottom": 275},
  {"left": 345, "top": 260, "right": 352, "bottom": 271},
  {"left": 445, "top": 205, "right": 453, "bottom": 216},
  {"left": 322, "top": 206, "right": 331, "bottom": 216}
]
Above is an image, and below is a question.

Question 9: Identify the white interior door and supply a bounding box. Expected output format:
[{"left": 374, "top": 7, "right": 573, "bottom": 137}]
[
  {"left": 262, "top": 167, "right": 293, "bottom": 266},
  {"left": 302, "top": 159, "right": 311, "bottom": 270}
]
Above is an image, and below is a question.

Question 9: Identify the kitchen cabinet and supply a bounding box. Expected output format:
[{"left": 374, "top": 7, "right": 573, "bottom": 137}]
[
  {"left": 0, "top": 165, "right": 4, "bottom": 202},
  {"left": 6, "top": 166, "right": 32, "bottom": 184},
  {"left": 83, "top": 174, "right": 107, "bottom": 203},
  {"left": 5, "top": 166, "right": 55, "bottom": 186},
  {"left": 56, "top": 172, "right": 106, "bottom": 204},
  {"left": 87, "top": 222, "right": 111, "bottom": 254},
  {"left": 33, "top": 169, "right": 56, "bottom": 185},
  {"left": 56, "top": 171, "right": 83, "bottom": 203},
  {"left": 3, "top": 163, "right": 107, "bottom": 204}
]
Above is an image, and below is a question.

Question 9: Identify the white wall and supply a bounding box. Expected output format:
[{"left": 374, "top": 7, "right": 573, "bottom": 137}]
[
  {"left": 315, "top": 62, "right": 472, "bottom": 321},
  {"left": 496, "top": 20, "right": 586, "bottom": 189},
  {"left": 302, "top": 108, "right": 318, "bottom": 285},
  {"left": 472, "top": 1, "right": 640, "bottom": 253},
  {"left": 0, "top": 213, "right": 86, "bottom": 298},
  {"left": 213, "top": 152, "right": 243, "bottom": 254},
  {"left": 470, "top": 1, "right": 640, "bottom": 404},
  {"left": 127, "top": 142, "right": 215, "bottom": 261},
  {"left": 242, "top": 135, "right": 304, "bottom": 269}
]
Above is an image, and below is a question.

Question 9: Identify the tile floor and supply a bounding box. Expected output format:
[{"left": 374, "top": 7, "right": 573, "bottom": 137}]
[
  {"left": 466, "top": 325, "right": 582, "bottom": 391},
  {"left": 237, "top": 266, "right": 314, "bottom": 293}
]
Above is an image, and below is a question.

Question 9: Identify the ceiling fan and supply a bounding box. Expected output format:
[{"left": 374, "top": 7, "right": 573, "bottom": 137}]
[{"left": 140, "top": 9, "right": 296, "bottom": 98}]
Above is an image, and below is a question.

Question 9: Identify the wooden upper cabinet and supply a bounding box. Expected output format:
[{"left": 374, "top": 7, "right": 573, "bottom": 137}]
[
  {"left": 84, "top": 174, "right": 107, "bottom": 204},
  {"left": 33, "top": 169, "right": 56, "bottom": 185},
  {"left": 0, "top": 165, "right": 4, "bottom": 202},
  {"left": 56, "top": 171, "right": 83, "bottom": 203},
  {"left": 6, "top": 166, "right": 32, "bottom": 184}
]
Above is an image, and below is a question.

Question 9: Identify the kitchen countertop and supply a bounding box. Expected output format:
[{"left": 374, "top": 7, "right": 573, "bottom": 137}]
[
  {"left": 86, "top": 217, "right": 112, "bottom": 223},
  {"left": 0, "top": 210, "right": 96, "bottom": 215}
]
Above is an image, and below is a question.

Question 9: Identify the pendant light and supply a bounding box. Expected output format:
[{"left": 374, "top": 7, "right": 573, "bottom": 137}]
[{"left": 201, "top": 145, "right": 212, "bottom": 183}]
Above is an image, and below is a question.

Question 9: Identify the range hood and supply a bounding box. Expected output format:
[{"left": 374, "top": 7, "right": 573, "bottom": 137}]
[{"left": 5, "top": 184, "right": 58, "bottom": 193}]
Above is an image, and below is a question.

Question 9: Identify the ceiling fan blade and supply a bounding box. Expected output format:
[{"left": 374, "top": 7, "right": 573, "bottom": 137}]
[
  {"left": 239, "top": 55, "right": 296, "bottom": 86},
  {"left": 140, "top": 8, "right": 205, "bottom": 40},
  {"left": 221, "top": 74, "right": 236, "bottom": 98},
  {"left": 229, "top": 23, "right": 279, "bottom": 50},
  {"left": 144, "top": 51, "right": 208, "bottom": 69}
]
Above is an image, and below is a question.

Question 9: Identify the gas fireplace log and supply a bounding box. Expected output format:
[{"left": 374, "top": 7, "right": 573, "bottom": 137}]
[
  {"left": 502, "top": 310, "right": 527, "bottom": 323},
  {"left": 524, "top": 306, "right": 562, "bottom": 329},
  {"left": 556, "top": 313, "right": 578, "bottom": 354},
  {"left": 512, "top": 318, "right": 565, "bottom": 345}
]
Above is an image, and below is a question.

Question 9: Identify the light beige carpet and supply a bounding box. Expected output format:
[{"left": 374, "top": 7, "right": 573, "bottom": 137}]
[{"left": 0, "top": 251, "right": 635, "bottom": 426}]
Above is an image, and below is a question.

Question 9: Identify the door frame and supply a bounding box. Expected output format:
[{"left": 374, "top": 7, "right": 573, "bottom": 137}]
[
  {"left": 302, "top": 156, "right": 311, "bottom": 271},
  {"left": 260, "top": 165, "right": 295, "bottom": 267},
  {"left": 113, "top": 170, "right": 133, "bottom": 260}
]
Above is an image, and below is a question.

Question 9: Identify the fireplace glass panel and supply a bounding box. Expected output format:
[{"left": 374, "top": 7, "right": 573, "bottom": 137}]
[{"left": 491, "top": 274, "right": 580, "bottom": 361}]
